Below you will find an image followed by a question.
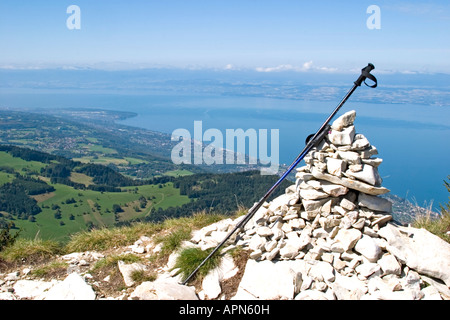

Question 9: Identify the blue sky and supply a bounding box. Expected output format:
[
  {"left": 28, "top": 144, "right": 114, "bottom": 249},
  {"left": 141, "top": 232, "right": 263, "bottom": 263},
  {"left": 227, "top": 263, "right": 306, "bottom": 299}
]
[{"left": 1, "top": 0, "right": 449, "bottom": 73}]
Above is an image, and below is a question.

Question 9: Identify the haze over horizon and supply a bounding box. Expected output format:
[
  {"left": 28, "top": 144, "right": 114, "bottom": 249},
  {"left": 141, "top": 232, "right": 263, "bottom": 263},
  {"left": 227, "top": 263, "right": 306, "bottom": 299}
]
[{"left": 1, "top": 1, "right": 449, "bottom": 74}]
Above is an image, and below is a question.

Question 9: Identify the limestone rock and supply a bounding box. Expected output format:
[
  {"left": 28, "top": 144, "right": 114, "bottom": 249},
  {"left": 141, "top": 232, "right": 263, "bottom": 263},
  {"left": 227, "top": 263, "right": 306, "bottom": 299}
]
[
  {"left": 43, "top": 273, "right": 96, "bottom": 300},
  {"left": 13, "top": 280, "right": 56, "bottom": 300},
  {"left": 131, "top": 280, "right": 198, "bottom": 300},
  {"left": 377, "top": 253, "right": 402, "bottom": 276},
  {"left": 358, "top": 193, "right": 392, "bottom": 212},
  {"left": 311, "top": 168, "right": 390, "bottom": 195},
  {"left": 354, "top": 235, "right": 382, "bottom": 263},
  {"left": 328, "top": 126, "right": 355, "bottom": 146},
  {"left": 234, "top": 260, "right": 302, "bottom": 299},
  {"left": 118, "top": 261, "right": 147, "bottom": 287},
  {"left": 331, "top": 110, "right": 356, "bottom": 131},
  {"left": 326, "top": 158, "right": 347, "bottom": 177},
  {"left": 334, "top": 228, "right": 362, "bottom": 251},
  {"left": 379, "top": 224, "right": 450, "bottom": 287},
  {"left": 345, "top": 164, "right": 382, "bottom": 186}
]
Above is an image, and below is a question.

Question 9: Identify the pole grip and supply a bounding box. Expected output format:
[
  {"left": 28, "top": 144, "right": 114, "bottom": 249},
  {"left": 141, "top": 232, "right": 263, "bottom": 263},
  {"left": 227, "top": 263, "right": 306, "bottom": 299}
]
[{"left": 354, "top": 63, "right": 377, "bottom": 88}]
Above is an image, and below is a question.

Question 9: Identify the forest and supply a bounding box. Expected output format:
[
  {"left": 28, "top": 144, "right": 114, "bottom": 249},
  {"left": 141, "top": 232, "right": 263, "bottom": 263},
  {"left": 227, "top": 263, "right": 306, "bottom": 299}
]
[
  {"left": 0, "top": 177, "right": 54, "bottom": 221},
  {"left": 144, "top": 171, "right": 291, "bottom": 223}
]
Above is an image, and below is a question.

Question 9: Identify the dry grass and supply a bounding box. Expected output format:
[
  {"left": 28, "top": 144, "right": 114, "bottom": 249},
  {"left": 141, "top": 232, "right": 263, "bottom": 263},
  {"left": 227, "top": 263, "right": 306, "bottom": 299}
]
[
  {"left": 64, "top": 222, "right": 162, "bottom": 253},
  {"left": 0, "top": 238, "right": 61, "bottom": 264},
  {"left": 413, "top": 209, "right": 450, "bottom": 243}
]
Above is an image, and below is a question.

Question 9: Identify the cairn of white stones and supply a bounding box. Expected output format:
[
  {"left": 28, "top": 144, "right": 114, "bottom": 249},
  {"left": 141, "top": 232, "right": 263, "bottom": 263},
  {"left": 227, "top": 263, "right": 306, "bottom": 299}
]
[{"left": 238, "top": 110, "right": 393, "bottom": 264}]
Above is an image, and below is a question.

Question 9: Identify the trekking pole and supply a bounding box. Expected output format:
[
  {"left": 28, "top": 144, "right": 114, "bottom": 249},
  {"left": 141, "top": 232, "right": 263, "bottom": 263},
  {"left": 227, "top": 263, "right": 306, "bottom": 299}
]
[{"left": 181, "top": 63, "right": 378, "bottom": 285}]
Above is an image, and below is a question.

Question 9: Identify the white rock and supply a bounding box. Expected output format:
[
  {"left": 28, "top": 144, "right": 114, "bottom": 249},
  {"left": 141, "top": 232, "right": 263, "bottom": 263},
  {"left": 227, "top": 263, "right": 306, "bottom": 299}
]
[
  {"left": 131, "top": 280, "right": 198, "bottom": 300},
  {"left": 371, "top": 214, "right": 392, "bottom": 228},
  {"left": 334, "top": 228, "right": 362, "bottom": 251},
  {"left": 358, "top": 193, "right": 392, "bottom": 212},
  {"left": 345, "top": 164, "right": 382, "bottom": 186},
  {"left": 331, "top": 110, "right": 356, "bottom": 131},
  {"left": 321, "top": 182, "right": 349, "bottom": 197},
  {"left": 362, "top": 157, "right": 383, "bottom": 167},
  {"left": 379, "top": 224, "right": 450, "bottom": 287},
  {"left": 331, "top": 273, "right": 367, "bottom": 300},
  {"left": 328, "top": 126, "right": 355, "bottom": 146},
  {"left": 43, "top": 273, "right": 96, "bottom": 300},
  {"left": 351, "top": 135, "right": 370, "bottom": 150},
  {"left": 117, "top": 261, "right": 146, "bottom": 287},
  {"left": 321, "top": 215, "right": 341, "bottom": 229},
  {"left": 280, "top": 241, "right": 301, "bottom": 259},
  {"left": 340, "top": 198, "right": 356, "bottom": 211},
  {"left": 355, "top": 262, "right": 381, "bottom": 278},
  {"left": 295, "top": 289, "right": 329, "bottom": 300},
  {"left": 0, "top": 292, "right": 17, "bottom": 300},
  {"left": 256, "top": 226, "right": 274, "bottom": 237},
  {"left": 250, "top": 249, "right": 262, "bottom": 259},
  {"left": 13, "top": 280, "right": 56, "bottom": 300},
  {"left": 326, "top": 158, "right": 347, "bottom": 177},
  {"left": 337, "top": 150, "right": 361, "bottom": 164},
  {"left": 369, "top": 288, "right": 420, "bottom": 300},
  {"left": 266, "top": 248, "right": 280, "bottom": 261},
  {"left": 234, "top": 260, "right": 302, "bottom": 299},
  {"left": 248, "top": 234, "right": 267, "bottom": 251},
  {"left": 209, "top": 231, "right": 229, "bottom": 244},
  {"left": 311, "top": 168, "right": 390, "bottom": 196},
  {"left": 5, "top": 272, "right": 19, "bottom": 281},
  {"left": 421, "top": 285, "right": 442, "bottom": 300},
  {"left": 202, "top": 268, "right": 222, "bottom": 299},
  {"left": 378, "top": 254, "right": 401, "bottom": 276},
  {"left": 302, "top": 198, "right": 329, "bottom": 218},
  {"left": 308, "top": 261, "right": 335, "bottom": 282},
  {"left": 130, "top": 245, "right": 145, "bottom": 254},
  {"left": 299, "top": 188, "right": 329, "bottom": 200},
  {"left": 354, "top": 235, "right": 382, "bottom": 262}
]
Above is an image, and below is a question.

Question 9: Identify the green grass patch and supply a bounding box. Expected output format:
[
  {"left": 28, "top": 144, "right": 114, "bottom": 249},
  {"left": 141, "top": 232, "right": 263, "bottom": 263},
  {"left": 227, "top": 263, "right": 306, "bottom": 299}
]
[
  {"left": 164, "top": 169, "right": 194, "bottom": 177},
  {"left": 31, "top": 261, "right": 68, "bottom": 278},
  {"left": 154, "top": 226, "right": 192, "bottom": 258},
  {"left": 86, "top": 144, "right": 117, "bottom": 155},
  {"left": 91, "top": 253, "right": 141, "bottom": 272},
  {"left": 0, "top": 151, "right": 46, "bottom": 174},
  {"left": 72, "top": 156, "right": 128, "bottom": 165},
  {"left": 174, "top": 247, "right": 222, "bottom": 283},
  {"left": 69, "top": 172, "right": 94, "bottom": 187},
  {"left": 13, "top": 181, "right": 190, "bottom": 242},
  {"left": 124, "top": 157, "right": 148, "bottom": 165},
  {"left": 0, "top": 171, "right": 13, "bottom": 186}
]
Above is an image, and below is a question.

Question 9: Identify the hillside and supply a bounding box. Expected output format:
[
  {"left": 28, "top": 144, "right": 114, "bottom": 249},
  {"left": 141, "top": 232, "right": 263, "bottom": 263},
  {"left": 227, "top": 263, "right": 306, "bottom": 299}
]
[{"left": 0, "top": 145, "right": 289, "bottom": 242}]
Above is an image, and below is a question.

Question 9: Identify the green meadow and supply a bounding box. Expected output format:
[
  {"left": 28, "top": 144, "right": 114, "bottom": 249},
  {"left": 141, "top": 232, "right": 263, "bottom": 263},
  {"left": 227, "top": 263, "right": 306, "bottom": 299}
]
[
  {"left": 0, "top": 150, "right": 191, "bottom": 243},
  {"left": 12, "top": 182, "right": 191, "bottom": 243}
]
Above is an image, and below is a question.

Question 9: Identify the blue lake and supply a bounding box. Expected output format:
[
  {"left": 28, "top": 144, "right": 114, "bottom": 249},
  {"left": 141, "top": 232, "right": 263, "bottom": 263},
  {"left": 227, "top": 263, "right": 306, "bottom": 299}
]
[{"left": 1, "top": 92, "right": 449, "bottom": 210}]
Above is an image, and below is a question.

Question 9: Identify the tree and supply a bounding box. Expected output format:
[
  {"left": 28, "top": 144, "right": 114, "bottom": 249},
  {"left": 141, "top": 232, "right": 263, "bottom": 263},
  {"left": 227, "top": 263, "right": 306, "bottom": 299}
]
[
  {"left": 0, "top": 223, "right": 20, "bottom": 252},
  {"left": 112, "top": 204, "right": 123, "bottom": 214}
]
